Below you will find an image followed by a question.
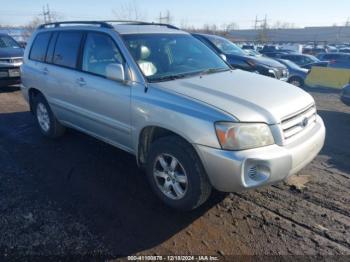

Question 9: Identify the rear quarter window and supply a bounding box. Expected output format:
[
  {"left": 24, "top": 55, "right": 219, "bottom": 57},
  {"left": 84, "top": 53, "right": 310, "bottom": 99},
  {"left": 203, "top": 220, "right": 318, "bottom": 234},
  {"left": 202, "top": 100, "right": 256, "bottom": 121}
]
[
  {"left": 53, "top": 31, "right": 83, "bottom": 69},
  {"left": 29, "top": 32, "right": 52, "bottom": 62}
]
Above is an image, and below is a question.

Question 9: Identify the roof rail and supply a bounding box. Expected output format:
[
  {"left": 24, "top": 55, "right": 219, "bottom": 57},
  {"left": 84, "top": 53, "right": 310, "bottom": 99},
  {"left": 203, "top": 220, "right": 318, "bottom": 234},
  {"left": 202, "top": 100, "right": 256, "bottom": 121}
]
[
  {"left": 38, "top": 21, "right": 114, "bottom": 29},
  {"left": 38, "top": 20, "right": 180, "bottom": 30},
  {"left": 104, "top": 20, "right": 180, "bottom": 30}
]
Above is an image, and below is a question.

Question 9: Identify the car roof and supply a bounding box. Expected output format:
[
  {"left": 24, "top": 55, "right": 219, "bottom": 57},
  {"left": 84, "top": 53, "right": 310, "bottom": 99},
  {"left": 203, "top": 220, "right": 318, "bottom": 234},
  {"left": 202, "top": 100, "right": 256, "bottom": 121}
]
[
  {"left": 193, "top": 33, "right": 223, "bottom": 39},
  {"left": 113, "top": 24, "right": 187, "bottom": 35},
  {"left": 36, "top": 21, "right": 188, "bottom": 35}
]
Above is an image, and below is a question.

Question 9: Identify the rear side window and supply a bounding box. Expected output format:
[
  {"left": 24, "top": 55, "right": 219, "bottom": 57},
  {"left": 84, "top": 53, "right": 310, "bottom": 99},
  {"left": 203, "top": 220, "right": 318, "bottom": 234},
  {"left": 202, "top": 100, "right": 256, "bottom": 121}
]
[
  {"left": 29, "top": 32, "right": 52, "bottom": 62},
  {"left": 45, "top": 32, "right": 58, "bottom": 63},
  {"left": 53, "top": 31, "right": 83, "bottom": 68}
]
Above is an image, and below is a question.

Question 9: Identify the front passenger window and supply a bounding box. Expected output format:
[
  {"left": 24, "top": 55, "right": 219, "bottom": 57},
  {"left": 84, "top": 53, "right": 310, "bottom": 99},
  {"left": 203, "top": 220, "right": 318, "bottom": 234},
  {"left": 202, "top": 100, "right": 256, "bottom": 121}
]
[{"left": 82, "top": 33, "right": 124, "bottom": 78}]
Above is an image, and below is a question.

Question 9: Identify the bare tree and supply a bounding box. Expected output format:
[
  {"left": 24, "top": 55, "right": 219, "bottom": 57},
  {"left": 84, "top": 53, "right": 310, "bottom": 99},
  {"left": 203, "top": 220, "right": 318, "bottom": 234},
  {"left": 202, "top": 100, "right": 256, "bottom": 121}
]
[
  {"left": 112, "top": 0, "right": 146, "bottom": 21},
  {"left": 271, "top": 21, "right": 295, "bottom": 29}
]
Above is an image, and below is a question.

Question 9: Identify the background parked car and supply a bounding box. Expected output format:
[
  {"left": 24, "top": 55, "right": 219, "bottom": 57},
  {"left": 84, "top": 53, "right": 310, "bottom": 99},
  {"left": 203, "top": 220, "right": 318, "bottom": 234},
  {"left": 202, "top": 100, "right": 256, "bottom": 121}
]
[
  {"left": 0, "top": 33, "right": 23, "bottom": 86},
  {"left": 276, "top": 53, "right": 329, "bottom": 69},
  {"left": 193, "top": 34, "right": 289, "bottom": 80},
  {"left": 241, "top": 44, "right": 256, "bottom": 51},
  {"left": 244, "top": 49, "right": 262, "bottom": 57},
  {"left": 303, "top": 47, "right": 327, "bottom": 56},
  {"left": 340, "top": 84, "right": 350, "bottom": 106},
  {"left": 276, "top": 59, "right": 309, "bottom": 88},
  {"left": 260, "top": 45, "right": 295, "bottom": 55},
  {"left": 316, "top": 52, "right": 350, "bottom": 69}
]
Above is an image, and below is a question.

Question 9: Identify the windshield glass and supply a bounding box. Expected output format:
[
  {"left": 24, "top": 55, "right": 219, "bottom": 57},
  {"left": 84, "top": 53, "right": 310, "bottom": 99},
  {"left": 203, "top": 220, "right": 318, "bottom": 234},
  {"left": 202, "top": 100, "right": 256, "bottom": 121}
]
[
  {"left": 122, "top": 34, "right": 229, "bottom": 82},
  {"left": 279, "top": 59, "right": 301, "bottom": 69},
  {"left": 306, "top": 55, "right": 319, "bottom": 63},
  {"left": 206, "top": 35, "right": 246, "bottom": 55},
  {"left": 0, "top": 35, "right": 20, "bottom": 48}
]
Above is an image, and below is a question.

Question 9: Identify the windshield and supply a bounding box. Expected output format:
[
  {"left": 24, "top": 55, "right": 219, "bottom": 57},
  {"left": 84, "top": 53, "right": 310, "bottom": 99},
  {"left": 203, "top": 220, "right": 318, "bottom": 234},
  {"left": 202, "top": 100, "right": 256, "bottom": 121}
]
[
  {"left": 278, "top": 59, "right": 301, "bottom": 70},
  {"left": 206, "top": 35, "right": 246, "bottom": 56},
  {"left": 0, "top": 35, "right": 20, "bottom": 48},
  {"left": 122, "top": 34, "right": 229, "bottom": 82},
  {"left": 306, "top": 55, "right": 319, "bottom": 63}
]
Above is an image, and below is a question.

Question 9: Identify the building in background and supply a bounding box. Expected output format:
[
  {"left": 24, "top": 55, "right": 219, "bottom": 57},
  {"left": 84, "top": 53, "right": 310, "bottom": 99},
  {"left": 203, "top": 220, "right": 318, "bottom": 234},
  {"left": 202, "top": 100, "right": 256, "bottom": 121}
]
[{"left": 229, "top": 26, "right": 350, "bottom": 44}]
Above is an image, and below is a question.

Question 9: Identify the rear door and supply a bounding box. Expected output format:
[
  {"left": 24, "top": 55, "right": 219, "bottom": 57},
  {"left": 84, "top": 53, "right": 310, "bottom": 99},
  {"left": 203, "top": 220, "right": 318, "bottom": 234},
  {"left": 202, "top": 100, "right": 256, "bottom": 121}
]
[
  {"left": 43, "top": 30, "right": 84, "bottom": 123},
  {"left": 22, "top": 32, "right": 52, "bottom": 93}
]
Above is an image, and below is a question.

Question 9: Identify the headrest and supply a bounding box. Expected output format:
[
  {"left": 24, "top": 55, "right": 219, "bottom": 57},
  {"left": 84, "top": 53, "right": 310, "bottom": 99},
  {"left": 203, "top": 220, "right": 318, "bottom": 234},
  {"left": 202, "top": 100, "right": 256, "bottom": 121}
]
[{"left": 140, "top": 45, "right": 151, "bottom": 60}]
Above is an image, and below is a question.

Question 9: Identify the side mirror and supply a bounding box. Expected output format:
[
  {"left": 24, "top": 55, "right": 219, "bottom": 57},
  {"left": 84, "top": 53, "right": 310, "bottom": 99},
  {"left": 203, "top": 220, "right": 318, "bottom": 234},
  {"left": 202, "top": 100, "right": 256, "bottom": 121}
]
[{"left": 106, "top": 63, "right": 125, "bottom": 82}]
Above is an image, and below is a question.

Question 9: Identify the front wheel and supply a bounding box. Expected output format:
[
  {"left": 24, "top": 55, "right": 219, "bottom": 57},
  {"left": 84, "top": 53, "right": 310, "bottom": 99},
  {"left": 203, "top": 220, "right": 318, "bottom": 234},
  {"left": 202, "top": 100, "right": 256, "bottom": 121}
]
[
  {"left": 146, "top": 136, "right": 212, "bottom": 211},
  {"left": 288, "top": 76, "right": 304, "bottom": 88}
]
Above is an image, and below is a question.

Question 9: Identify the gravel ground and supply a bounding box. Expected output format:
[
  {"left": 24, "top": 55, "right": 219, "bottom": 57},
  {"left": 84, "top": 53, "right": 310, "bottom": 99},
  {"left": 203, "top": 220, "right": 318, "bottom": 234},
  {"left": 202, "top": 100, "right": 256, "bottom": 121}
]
[{"left": 0, "top": 85, "right": 349, "bottom": 260}]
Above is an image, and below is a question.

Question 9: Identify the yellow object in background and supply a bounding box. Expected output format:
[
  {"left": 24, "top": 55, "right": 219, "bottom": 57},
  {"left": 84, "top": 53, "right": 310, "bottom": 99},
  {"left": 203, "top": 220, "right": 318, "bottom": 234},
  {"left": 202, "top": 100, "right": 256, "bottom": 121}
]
[{"left": 305, "top": 67, "right": 350, "bottom": 89}]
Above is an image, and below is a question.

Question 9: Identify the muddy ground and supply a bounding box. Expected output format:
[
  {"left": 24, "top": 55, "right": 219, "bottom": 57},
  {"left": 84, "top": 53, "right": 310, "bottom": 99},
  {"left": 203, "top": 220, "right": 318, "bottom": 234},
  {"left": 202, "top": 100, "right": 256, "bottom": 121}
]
[{"left": 0, "top": 85, "right": 349, "bottom": 260}]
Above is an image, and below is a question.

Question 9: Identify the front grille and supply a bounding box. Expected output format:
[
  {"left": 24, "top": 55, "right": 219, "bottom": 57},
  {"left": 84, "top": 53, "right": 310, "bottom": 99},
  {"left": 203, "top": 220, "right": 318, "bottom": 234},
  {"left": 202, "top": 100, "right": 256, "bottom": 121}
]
[
  {"left": 281, "top": 104, "right": 317, "bottom": 140},
  {"left": 0, "top": 58, "right": 23, "bottom": 64}
]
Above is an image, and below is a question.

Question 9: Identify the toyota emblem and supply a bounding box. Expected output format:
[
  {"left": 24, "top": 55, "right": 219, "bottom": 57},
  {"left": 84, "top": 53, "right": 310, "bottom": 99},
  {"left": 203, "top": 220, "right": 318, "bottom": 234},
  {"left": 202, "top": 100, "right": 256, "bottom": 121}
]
[{"left": 301, "top": 117, "right": 309, "bottom": 127}]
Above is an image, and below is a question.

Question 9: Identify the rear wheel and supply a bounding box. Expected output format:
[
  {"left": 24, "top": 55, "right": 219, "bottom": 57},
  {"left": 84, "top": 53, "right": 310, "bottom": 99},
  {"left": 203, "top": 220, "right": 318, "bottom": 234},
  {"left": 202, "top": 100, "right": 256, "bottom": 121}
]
[
  {"left": 288, "top": 76, "right": 304, "bottom": 88},
  {"left": 33, "top": 94, "right": 66, "bottom": 138},
  {"left": 146, "top": 136, "right": 212, "bottom": 211}
]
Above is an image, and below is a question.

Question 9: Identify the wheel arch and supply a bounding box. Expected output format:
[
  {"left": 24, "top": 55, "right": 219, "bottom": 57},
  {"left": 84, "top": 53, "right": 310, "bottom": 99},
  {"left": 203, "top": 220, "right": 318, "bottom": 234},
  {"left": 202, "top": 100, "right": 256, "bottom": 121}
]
[
  {"left": 137, "top": 125, "right": 196, "bottom": 168},
  {"left": 28, "top": 87, "right": 44, "bottom": 113}
]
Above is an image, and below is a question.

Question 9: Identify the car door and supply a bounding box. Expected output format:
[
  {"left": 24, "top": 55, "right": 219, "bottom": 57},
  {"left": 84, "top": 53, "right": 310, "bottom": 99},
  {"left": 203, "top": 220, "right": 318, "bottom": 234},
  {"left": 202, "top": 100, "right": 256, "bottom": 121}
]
[
  {"left": 22, "top": 32, "right": 52, "bottom": 95},
  {"left": 43, "top": 30, "right": 85, "bottom": 124},
  {"left": 71, "top": 31, "right": 132, "bottom": 151}
]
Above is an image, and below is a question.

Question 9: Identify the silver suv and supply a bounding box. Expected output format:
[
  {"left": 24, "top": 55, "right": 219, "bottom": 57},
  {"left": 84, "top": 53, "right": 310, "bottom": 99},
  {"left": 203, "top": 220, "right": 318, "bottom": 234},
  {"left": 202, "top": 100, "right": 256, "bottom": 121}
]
[{"left": 21, "top": 21, "right": 326, "bottom": 210}]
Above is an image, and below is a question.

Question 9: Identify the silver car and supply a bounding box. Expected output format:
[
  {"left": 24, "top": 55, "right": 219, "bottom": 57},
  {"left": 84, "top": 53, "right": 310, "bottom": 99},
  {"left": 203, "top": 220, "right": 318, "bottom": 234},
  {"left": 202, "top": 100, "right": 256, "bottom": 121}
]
[{"left": 21, "top": 21, "right": 326, "bottom": 210}]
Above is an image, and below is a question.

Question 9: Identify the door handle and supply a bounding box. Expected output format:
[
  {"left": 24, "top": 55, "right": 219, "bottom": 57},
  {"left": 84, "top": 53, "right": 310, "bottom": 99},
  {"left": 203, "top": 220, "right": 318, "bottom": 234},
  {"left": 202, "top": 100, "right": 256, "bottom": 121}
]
[
  {"left": 42, "top": 67, "right": 49, "bottom": 75},
  {"left": 76, "top": 77, "right": 86, "bottom": 87}
]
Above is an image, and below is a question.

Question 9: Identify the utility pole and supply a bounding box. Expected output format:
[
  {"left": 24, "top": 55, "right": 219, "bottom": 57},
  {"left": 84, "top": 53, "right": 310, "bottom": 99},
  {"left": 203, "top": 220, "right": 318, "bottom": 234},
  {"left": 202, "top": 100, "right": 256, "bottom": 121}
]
[
  {"left": 254, "top": 15, "right": 266, "bottom": 30},
  {"left": 345, "top": 17, "right": 350, "bottom": 27},
  {"left": 159, "top": 10, "right": 171, "bottom": 24},
  {"left": 42, "top": 4, "right": 52, "bottom": 23}
]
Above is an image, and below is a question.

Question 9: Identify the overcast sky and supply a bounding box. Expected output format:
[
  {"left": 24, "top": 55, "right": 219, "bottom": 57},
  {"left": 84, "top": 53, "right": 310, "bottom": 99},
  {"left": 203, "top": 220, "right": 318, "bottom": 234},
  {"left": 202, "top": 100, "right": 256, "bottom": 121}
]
[{"left": 1, "top": 0, "right": 350, "bottom": 29}]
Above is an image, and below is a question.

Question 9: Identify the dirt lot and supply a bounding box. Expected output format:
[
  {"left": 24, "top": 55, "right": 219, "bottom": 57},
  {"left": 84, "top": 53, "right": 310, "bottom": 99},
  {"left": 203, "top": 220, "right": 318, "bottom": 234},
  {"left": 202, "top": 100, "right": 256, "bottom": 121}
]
[{"left": 0, "top": 85, "right": 349, "bottom": 259}]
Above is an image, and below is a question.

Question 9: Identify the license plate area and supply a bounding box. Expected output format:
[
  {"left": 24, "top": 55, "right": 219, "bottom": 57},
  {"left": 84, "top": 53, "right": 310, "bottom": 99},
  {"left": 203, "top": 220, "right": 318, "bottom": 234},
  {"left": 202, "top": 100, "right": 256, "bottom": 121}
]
[{"left": 8, "top": 69, "right": 20, "bottom": 77}]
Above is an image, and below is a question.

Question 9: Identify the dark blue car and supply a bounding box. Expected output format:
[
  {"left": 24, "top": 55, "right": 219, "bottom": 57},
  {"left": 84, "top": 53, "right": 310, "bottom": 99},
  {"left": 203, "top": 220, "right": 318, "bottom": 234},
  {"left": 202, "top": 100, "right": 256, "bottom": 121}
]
[
  {"left": 0, "top": 34, "right": 24, "bottom": 86},
  {"left": 193, "top": 33, "right": 289, "bottom": 81},
  {"left": 276, "top": 59, "right": 309, "bottom": 88},
  {"left": 317, "top": 53, "right": 350, "bottom": 69}
]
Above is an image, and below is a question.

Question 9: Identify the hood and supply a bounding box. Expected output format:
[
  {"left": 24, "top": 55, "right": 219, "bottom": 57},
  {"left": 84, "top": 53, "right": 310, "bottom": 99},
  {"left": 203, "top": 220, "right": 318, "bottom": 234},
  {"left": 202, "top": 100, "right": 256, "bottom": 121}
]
[
  {"left": 226, "top": 54, "right": 286, "bottom": 69},
  {"left": 152, "top": 70, "right": 314, "bottom": 124},
  {"left": 249, "top": 55, "right": 286, "bottom": 68},
  {"left": 0, "top": 47, "right": 24, "bottom": 58}
]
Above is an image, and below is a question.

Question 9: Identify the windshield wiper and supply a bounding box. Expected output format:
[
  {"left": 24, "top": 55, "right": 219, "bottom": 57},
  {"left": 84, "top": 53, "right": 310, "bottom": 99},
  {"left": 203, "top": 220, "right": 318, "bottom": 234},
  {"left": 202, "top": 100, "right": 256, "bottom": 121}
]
[
  {"left": 148, "top": 73, "right": 189, "bottom": 83},
  {"left": 148, "top": 68, "right": 230, "bottom": 83},
  {"left": 199, "top": 67, "right": 230, "bottom": 76}
]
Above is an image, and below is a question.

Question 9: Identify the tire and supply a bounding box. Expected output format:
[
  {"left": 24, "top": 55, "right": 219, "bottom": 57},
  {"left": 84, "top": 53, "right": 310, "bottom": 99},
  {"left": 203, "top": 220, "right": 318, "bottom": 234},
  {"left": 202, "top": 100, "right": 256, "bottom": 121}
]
[
  {"left": 33, "top": 93, "right": 66, "bottom": 138},
  {"left": 146, "top": 136, "right": 212, "bottom": 211},
  {"left": 288, "top": 76, "right": 304, "bottom": 88}
]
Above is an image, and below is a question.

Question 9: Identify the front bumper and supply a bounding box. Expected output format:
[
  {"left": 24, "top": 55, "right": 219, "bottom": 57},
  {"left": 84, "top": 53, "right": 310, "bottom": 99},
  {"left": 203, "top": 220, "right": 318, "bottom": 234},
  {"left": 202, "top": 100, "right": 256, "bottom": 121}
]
[
  {"left": 0, "top": 77, "right": 21, "bottom": 87},
  {"left": 0, "top": 66, "right": 21, "bottom": 86},
  {"left": 195, "top": 115, "right": 325, "bottom": 192},
  {"left": 341, "top": 93, "right": 350, "bottom": 106}
]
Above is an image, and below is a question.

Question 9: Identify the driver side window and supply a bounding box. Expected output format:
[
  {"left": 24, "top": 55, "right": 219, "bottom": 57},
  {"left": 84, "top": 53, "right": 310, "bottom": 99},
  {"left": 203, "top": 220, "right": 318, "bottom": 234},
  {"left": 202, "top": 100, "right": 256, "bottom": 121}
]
[{"left": 82, "top": 33, "right": 124, "bottom": 78}]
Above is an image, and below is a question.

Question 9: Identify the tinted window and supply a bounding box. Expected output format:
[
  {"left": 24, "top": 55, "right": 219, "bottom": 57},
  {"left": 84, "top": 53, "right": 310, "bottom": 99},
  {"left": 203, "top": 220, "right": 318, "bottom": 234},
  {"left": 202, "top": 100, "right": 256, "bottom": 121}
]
[
  {"left": 82, "top": 33, "right": 124, "bottom": 77},
  {"left": 30, "top": 32, "right": 52, "bottom": 62},
  {"left": 0, "top": 35, "right": 20, "bottom": 48},
  {"left": 205, "top": 35, "right": 245, "bottom": 55},
  {"left": 53, "top": 31, "right": 83, "bottom": 68},
  {"left": 45, "top": 32, "right": 58, "bottom": 63}
]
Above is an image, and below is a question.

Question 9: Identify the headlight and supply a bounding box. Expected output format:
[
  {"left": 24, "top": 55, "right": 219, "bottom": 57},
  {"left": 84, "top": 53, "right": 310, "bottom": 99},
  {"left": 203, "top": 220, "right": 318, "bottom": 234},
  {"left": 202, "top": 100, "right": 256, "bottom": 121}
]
[{"left": 215, "top": 122, "right": 275, "bottom": 150}]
